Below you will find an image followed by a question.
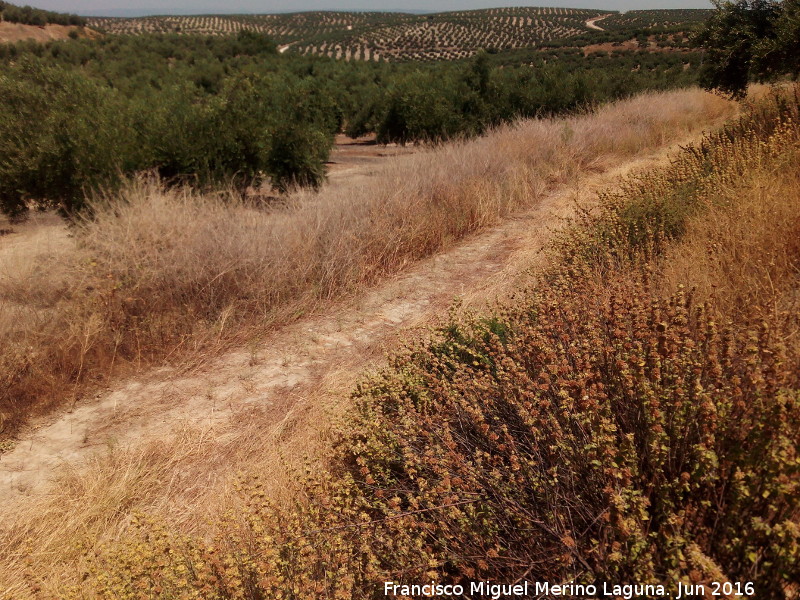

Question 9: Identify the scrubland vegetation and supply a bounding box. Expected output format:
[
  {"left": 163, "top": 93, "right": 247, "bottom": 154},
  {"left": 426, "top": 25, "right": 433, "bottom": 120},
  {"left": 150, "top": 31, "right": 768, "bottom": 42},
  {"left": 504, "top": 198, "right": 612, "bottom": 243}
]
[
  {"left": 0, "top": 88, "right": 730, "bottom": 438},
  {"left": 25, "top": 85, "right": 789, "bottom": 600},
  {"left": 696, "top": 0, "right": 800, "bottom": 96},
  {"left": 0, "top": 30, "right": 703, "bottom": 219},
  {"left": 1, "top": 2, "right": 799, "bottom": 598}
]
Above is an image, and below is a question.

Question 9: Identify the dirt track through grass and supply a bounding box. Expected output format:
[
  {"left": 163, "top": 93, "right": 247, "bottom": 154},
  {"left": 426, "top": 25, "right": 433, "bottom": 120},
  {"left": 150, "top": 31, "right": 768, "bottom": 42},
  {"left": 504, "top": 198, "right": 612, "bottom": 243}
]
[
  {"left": 585, "top": 14, "right": 611, "bottom": 30},
  {"left": 0, "top": 144, "right": 714, "bottom": 596},
  {"left": 0, "top": 89, "right": 736, "bottom": 597},
  {"left": 0, "top": 136, "right": 726, "bottom": 508}
]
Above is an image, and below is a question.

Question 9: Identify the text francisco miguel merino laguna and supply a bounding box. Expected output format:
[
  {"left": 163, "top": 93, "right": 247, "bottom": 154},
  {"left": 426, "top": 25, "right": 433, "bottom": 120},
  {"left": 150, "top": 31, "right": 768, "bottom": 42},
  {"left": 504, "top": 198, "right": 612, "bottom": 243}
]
[{"left": 383, "top": 579, "right": 752, "bottom": 599}]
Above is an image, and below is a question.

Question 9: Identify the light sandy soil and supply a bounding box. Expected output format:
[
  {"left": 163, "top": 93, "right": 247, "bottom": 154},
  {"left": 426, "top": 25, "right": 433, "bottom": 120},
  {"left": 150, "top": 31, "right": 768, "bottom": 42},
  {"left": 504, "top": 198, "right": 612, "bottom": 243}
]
[
  {"left": 0, "top": 139, "right": 696, "bottom": 512},
  {"left": 0, "top": 212, "right": 69, "bottom": 264},
  {"left": 326, "top": 134, "right": 418, "bottom": 180},
  {"left": 585, "top": 14, "right": 611, "bottom": 31},
  {"left": 0, "top": 22, "right": 99, "bottom": 43}
]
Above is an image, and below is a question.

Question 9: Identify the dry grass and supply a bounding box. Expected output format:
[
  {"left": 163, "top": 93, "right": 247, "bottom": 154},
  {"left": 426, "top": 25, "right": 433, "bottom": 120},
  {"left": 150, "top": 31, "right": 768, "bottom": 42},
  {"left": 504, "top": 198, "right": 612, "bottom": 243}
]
[
  {"left": 0, "top": 22, "right": 96, "bottom": 44},
  {"left": 41, "top": 87, "right": 799, "bottom": 599},
  {"left": 0, "top": 88, "right": 737, "bottom": 597},
  {"left": 0, "top": 88, "right": 734, "bottom": 436},
  {"left": 0, "top": 426, "right": 233, "bottom": 597},
  {"left": 658, "top": 133, "right": 800, "bottom": 343}
]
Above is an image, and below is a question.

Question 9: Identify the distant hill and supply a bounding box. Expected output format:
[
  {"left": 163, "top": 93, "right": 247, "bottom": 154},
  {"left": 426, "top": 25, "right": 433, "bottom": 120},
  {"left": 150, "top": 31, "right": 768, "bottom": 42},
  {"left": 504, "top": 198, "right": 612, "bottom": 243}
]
[
  {"left": 0, "top": 0, "right": 94, "bottom": 43},
  {"left": 85, "top": 7, "right": 713, "bottom": 62},
  {"left": 0, "top": 0, "right": 85, "bottom": 27},
  {"left": 602, "top": 9, "right": 713, "bottom": 32}
]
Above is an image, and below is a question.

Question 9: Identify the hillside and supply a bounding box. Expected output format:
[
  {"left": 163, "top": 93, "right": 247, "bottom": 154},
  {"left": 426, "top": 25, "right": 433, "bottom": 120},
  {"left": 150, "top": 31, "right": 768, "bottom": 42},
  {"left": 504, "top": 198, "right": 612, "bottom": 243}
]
[
  {"left": 0, "top": 0, "right": 84, "bottom": 26},
  {"left": 0, "top": 21, "right": 97, "bottom": 42},
  {"left": 0, "top": 0, "right": 92, "bottom": 43},
  {"left": 86, "top": 7, "right": 712, "bottom": 62},
  {"left": 87, "top": 10, "right": 411, "bottom": 44},
  {"left": 290, "top": 7, "right": 604, "bottom": 62},
  {"left": 602, "top": 8, "right": 713, "bottom": 31},
  {"left": 0, "top": 88, "right": 738, "bottom": 595}
]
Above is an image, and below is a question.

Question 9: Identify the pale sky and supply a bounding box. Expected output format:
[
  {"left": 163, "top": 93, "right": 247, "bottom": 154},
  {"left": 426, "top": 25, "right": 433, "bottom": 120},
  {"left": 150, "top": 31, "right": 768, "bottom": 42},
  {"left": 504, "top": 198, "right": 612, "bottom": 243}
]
[{"left": 27, "top": 0, "right": 715, "bottom": 17}]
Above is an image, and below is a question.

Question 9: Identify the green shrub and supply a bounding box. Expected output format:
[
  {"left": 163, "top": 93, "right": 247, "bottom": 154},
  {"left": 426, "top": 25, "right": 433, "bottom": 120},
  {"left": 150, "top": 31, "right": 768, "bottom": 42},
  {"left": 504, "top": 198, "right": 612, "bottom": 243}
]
[
  {"left": 0, "top": 61, "right": 132, "bottom": 217},
  {"left": 0, "top": 0, "right": 85, "bottom": 27},
  {"left": 377, "top": 74, "right": 465, "bottom": 144},
  {"left": 265, "top": 124, "right": 331, "bottom": 192},
  {"left": 0, "top": 63, "right": 340, "bottom": 215},
  {"left": 696, "top": 0, "right": 800, "bottom": 96},
  {"left": 0, "top": 30, "right": 706, "bottom": 216}
]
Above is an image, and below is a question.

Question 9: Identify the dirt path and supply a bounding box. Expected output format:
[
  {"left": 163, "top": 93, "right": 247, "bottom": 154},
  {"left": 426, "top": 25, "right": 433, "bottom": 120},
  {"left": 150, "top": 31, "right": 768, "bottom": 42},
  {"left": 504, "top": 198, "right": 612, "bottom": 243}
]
[
  {"left": 0, "top": 143, "right": 685, "bottom": 511},
  {"left": 586, "top": 14, "right": 612, "bottom": 31}
]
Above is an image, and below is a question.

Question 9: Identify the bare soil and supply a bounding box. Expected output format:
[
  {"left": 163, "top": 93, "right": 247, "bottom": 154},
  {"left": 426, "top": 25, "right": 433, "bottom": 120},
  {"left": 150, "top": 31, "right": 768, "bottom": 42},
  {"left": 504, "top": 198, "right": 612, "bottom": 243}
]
[
  {"left": 0, "top": 22, "right": 99, "bottom": 43},
  {"left": 585, "top": 14, "right": 611, "bottom": 31},
  {"left": 326, "top": 134, "right": 418, "bottom": 180},
  {"left": 581, "top": 38, "right": 695, "bottom": 56}
]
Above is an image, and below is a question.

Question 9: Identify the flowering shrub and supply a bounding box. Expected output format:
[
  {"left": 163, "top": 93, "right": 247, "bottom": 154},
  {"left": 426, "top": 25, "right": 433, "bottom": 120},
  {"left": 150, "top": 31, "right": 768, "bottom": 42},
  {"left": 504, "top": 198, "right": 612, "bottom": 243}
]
[
  {"left": 554, "top": 88, "right": 800, "bottom": 272},
  {"left": 338, "top": 274, "right": 799, "bottom": 594}
]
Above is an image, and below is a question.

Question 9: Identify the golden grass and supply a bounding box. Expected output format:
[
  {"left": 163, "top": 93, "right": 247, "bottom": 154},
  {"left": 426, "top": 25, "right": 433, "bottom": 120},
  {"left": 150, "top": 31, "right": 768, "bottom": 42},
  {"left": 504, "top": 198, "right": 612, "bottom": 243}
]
[
  {"left": 658, "top": 130, "right": 800, "bottom": 343},
  {"left": 0, "top": 88, "right": 734, "bottom": 435},
  {"left": 39, "top": 87, "right": 800, "bottom": 599},
  {"left": 0, "top": 88, "right": 737, "bottom": 597}
]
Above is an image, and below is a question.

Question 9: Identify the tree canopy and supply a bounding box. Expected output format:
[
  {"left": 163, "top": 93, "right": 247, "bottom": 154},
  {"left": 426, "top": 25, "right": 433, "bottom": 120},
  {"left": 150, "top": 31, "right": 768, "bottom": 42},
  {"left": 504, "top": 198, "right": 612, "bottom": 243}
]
[
  {"left": 696, "top": 0, "right": 800, "bottom": 95},
  {"left": 0, "top": 1, "right": 85, "bottom": 27}
]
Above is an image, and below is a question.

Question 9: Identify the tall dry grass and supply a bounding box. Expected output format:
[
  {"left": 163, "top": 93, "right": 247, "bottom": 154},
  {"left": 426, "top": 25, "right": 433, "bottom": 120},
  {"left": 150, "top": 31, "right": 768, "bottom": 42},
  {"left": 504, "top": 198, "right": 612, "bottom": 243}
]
[
  {"left": 0, "top": 88, "right": 734, "bottom": 434},
  {"left": 658, "top": 135, "right": 800, "bottom": 342},
  {"left": 61, "top": 88, "right": 800, "bottom": 600}
]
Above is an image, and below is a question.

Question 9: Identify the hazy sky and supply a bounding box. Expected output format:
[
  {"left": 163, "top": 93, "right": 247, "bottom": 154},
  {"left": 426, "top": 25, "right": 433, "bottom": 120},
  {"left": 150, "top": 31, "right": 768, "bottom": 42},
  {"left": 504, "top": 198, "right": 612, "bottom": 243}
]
[{"left": 27, "top": 0, "right": 715, "bottom": 17}]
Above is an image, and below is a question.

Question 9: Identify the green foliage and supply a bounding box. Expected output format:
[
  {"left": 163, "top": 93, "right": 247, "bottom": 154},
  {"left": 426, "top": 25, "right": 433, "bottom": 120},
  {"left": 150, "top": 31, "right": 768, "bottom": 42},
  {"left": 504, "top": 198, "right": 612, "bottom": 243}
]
[
  {"left": 377, "top": 72, "right": 465, "bottom": 144},
  {"left": 0, "top": 31, "right": 703, "bottom": 218},
  {"left": 0, "top": 35, "right": 340, "bottom": 217},
  {"left": 696, "top": 0, "right": 800, "bottom": 96},
  {"left": 0, "top": 61, "right": 131, "bottom": 216},
  {"left": 371, "top": 51, "right": 688, "bottom": 145},
  {"left": 266, "top": 124, "right": 331, "bottom": 192},
  {"left": 0, "top": 0, "right": 85, "bottom": 26}
]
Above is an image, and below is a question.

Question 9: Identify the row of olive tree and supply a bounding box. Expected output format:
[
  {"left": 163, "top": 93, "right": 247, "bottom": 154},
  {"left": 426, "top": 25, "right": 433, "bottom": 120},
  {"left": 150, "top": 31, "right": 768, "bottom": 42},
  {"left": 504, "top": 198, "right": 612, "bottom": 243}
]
[
  {"left": 0, "top": 27, "right": 711, "bottom": 220},
  {"left": 347, "top": 50, "right": 700, "bottom": 145},
  {"left": 0, "top": 0, "right": 85, "bottom": 26},
  {"left": 0, "top": 58, "right": 337, "bottom": 219}
]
